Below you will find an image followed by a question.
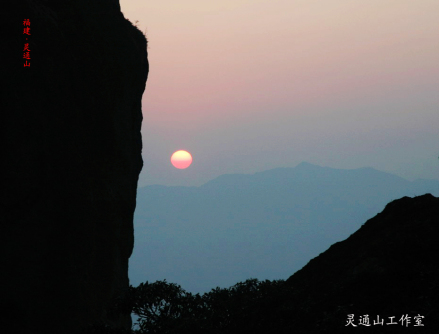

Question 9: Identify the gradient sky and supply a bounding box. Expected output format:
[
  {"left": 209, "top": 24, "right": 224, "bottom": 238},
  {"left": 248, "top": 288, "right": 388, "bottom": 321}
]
[{"left": 120, "top": 0, "right": 439, "bottom": 187}]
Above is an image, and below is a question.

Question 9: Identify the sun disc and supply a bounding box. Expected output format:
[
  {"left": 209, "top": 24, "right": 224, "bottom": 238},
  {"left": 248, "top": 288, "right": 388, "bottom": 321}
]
[{"left": 171, "top": 150, "right": 193, "bottom": 169}]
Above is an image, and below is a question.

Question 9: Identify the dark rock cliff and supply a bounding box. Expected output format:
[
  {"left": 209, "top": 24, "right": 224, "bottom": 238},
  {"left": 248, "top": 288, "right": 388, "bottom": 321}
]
[{"left": 1, "top": 1, "right": 148, "bottom": 333}]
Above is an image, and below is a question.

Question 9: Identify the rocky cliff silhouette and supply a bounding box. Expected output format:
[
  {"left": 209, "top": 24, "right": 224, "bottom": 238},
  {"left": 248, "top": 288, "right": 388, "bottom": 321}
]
[{"left": 1, "top": 1, "right": 148, "bottom": 333}]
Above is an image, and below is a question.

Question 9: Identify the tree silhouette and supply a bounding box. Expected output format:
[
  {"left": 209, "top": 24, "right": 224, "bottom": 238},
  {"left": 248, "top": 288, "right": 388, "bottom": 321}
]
[
  {"left": 126, "top": 278, "right": 287, "bottom": 334},
  {"left": 84, "top": 278, "right": 289, "bottom": 333}
]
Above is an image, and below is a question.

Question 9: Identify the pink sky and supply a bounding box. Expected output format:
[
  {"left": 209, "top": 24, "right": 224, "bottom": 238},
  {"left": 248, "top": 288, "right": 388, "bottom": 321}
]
[{"left": 120, "top": 0, "right": 439, "bottom": 186}]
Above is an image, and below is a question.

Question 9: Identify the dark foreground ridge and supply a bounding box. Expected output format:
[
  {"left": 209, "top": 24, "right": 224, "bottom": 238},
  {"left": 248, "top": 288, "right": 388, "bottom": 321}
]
[
  {"left": 283, "top": 193, "right": 439, "bottom": 333},
  {"left": 2, "top": 1, "right": 148, "bottom": 333}
]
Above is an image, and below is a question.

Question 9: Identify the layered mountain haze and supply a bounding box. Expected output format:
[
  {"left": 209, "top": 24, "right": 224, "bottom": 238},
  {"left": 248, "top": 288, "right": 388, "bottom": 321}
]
[{"left": 130, "top": 163, "right": 439, "bottom": 293}]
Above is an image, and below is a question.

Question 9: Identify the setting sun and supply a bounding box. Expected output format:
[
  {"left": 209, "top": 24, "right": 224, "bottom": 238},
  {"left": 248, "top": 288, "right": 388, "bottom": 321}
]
[{"left": 171, "top": 150, "right": 193, "bottom": 169}]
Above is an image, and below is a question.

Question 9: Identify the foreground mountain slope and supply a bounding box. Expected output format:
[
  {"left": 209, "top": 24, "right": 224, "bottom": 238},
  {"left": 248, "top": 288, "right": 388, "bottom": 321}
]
[
  {"left": 281, "top": 193, "right": 439, "bottom": 333},
  {"left": 130, "top": 163, "right": 439, "bottom": 292}
]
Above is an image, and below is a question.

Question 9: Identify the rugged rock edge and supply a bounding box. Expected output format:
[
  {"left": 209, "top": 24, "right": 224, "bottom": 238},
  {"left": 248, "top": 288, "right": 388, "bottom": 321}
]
[{"left": 1, "top": 1, "right": 148, "bottom": 333}]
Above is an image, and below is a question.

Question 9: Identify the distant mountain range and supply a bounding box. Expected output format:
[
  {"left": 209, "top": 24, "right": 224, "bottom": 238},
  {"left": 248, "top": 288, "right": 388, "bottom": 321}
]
[{"left": 129, "top": 162, "right": 439, "bottom": 292}]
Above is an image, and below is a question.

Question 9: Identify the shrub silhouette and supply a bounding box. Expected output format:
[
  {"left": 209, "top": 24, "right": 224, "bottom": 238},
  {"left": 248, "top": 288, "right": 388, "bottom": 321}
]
[
  {"left": 84, "top": 278, "right": 289, "bottom": 333},
  {"left": 126, "top": 278, "right": 287, "bottom": 333}
]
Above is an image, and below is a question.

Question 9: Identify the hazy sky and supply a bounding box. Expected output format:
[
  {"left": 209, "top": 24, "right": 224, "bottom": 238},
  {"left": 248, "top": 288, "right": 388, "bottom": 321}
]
[{"left": 120, "top": 0, "right": 439, "bottom": 187}]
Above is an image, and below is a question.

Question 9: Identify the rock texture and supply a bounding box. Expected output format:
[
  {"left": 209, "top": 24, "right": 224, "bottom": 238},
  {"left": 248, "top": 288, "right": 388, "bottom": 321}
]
[{"left": 1, "top": 1, "right": 148, "bottom": 333}]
